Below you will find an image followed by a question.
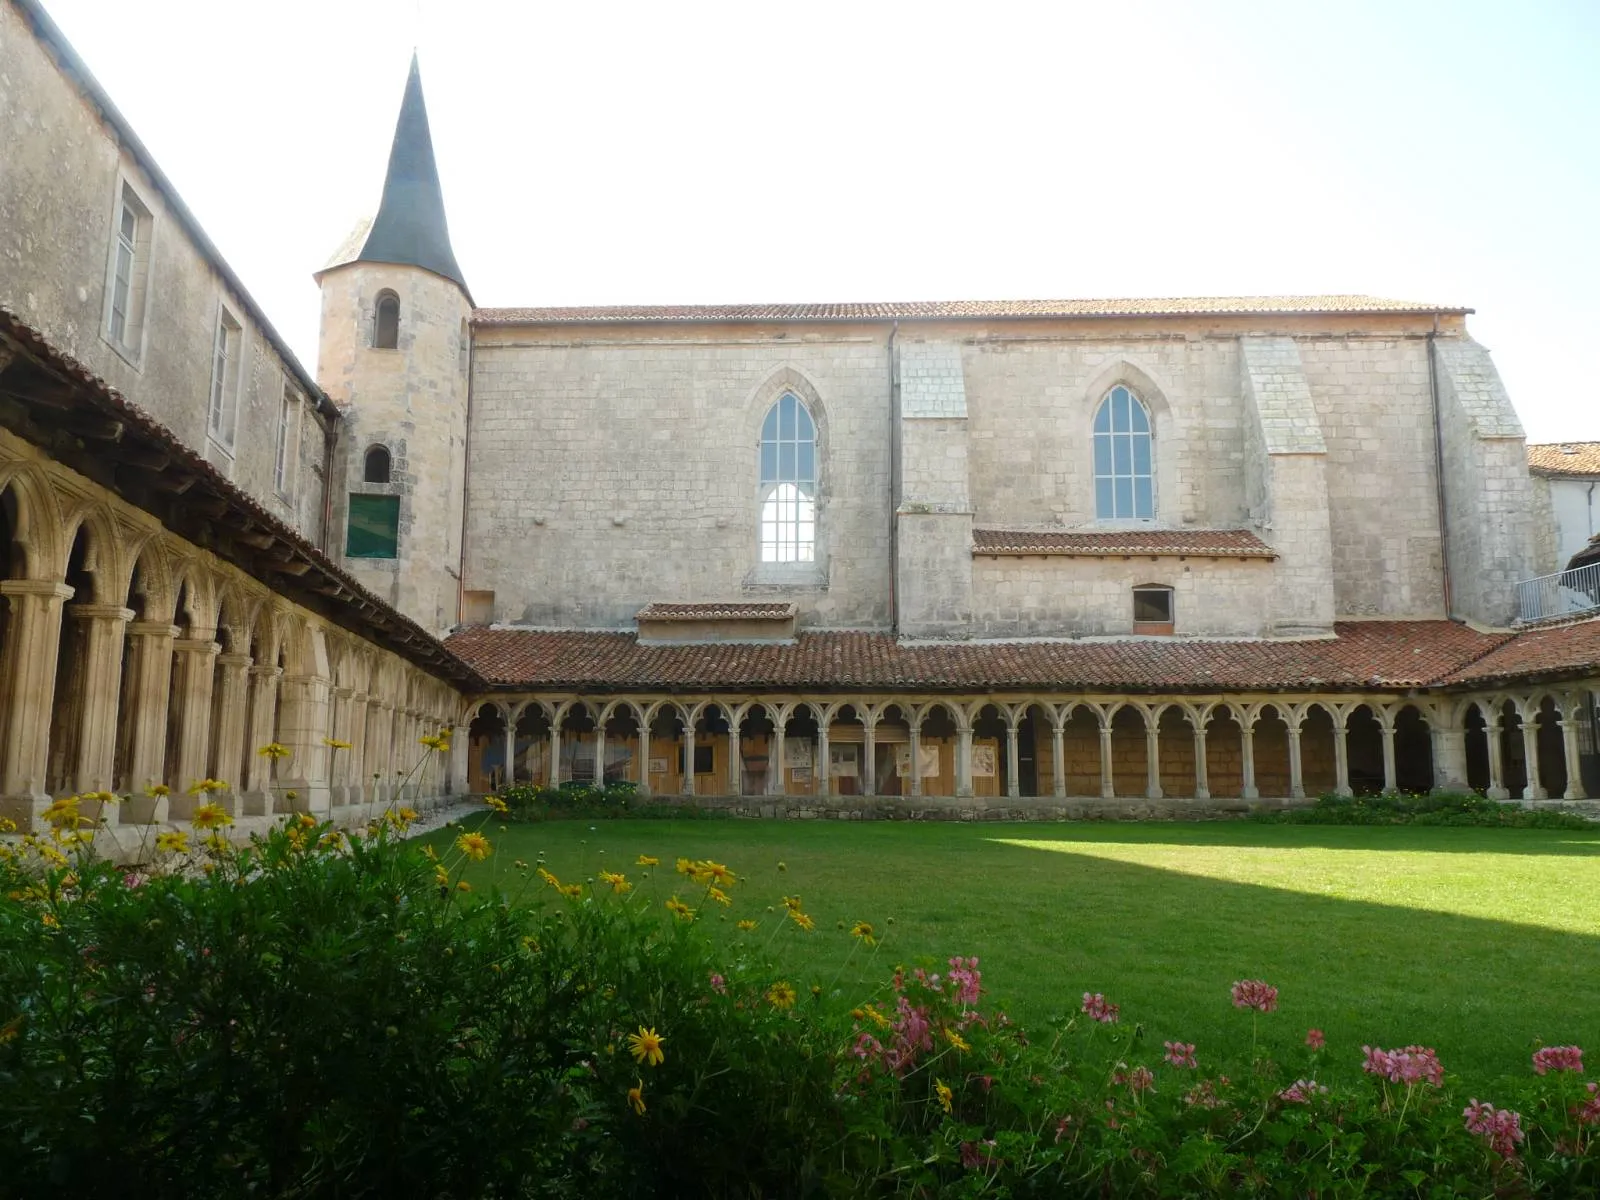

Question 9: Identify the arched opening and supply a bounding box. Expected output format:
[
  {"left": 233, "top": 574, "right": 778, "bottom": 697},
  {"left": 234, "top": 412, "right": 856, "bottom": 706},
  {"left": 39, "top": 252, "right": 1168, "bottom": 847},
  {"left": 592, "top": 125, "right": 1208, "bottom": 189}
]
[
  {"left": 1206, "top": 708, "right": 1245, "bottom": 798},
  {"left": 45, "top": 523, "right": 94, "bottom": 796},
  {"left": 1092, "top": 384, "right": 1154, "bottom": 520},
  {"left": 1061, "top": 703, "right": 1101, "bottom": 796},
  {"left": 162, "top": 582, "right": 194, "bottom": 793},
  {"left": 1156, "top": 706, "right": 1196, "bottom": 798},
  {"left": 1345, "top": 705, "right": 1386, "bottom": 794},
  {"left": 1463, "top": 702, "right": 1492, "bottom": 793},
  {"left": 1499, "top": 701, "right": 1528, "bottom": 798},
  {"left": 1018, "top": 703, "right": 1054, "bottom": 796},
  {"left": 872, "top": 704, "right": 913, "bottom": 796},
  {"left": 1535, "top": 696, "right": 1568, "bottom": 798},
  {"left": 689, "top": 705, "right": 729, "bottom": 795},
  {"left": 1254, "top": 705, "right": 1293, "bottom": 797},
  {"left": 373, "top": 291, "right": 400, "bottom": 349},
  {"left": 468, "top": 703, "right": 507, "bottom": 792},
  {"left": 737, "top": 705, "right": 775, "bottom": 795},
  {"left": 781, "top": 705, "right": 820, "bottom": 796},
  {"left": 828, "top": 704, "right": 866, "bottom": 796},
  {"left": 600, "top": 705, "right": 641, "bottom": 786},
  {"left": 1109, "top": 706, "right": 1146, "bottom": 796},
  {"left": 205, "top": 605, "right": 237, "bottom": 790},
  {"left": 0, "top": 485, "right": 22, "bottom": 798},
  {"left": 513, "top": 704, "right": 548, "bottom": 784},
  {"left": 363, "top": 444, "right": 392, "bottom": 484},
  {"left": 112, "top": 555, "right": 154, "bottom": 798},
  {"left": 1394, "top": 705, "right": 1434, "bottom": 793},
  {"left": 1300, "top": 705, "right": 1339, "bottom": 795},
  {"left": 971, "top": 704, "right": 1009, "bottom": 797}
]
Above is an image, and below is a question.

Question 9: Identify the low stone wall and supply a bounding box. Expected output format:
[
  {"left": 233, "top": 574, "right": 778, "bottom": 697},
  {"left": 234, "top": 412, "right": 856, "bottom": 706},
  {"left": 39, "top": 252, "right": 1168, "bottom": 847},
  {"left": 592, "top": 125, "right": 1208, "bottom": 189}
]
[{"left": 640, "top": 794, "right": 1315, "bottom": 822}]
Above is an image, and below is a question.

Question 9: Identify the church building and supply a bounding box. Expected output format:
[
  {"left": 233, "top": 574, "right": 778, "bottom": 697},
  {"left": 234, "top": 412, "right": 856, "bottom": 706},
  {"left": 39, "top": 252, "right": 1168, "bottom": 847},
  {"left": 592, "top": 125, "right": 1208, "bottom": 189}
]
[{"left": 1, "top": 0, "right": 1597, "bottom": 842}]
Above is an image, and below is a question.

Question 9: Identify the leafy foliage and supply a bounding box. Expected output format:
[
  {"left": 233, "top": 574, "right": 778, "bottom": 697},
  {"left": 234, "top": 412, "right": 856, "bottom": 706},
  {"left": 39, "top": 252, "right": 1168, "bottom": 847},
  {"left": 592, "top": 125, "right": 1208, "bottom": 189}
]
[{"left": 1256, "top": 789, "right": 1596, "bottom": 828}]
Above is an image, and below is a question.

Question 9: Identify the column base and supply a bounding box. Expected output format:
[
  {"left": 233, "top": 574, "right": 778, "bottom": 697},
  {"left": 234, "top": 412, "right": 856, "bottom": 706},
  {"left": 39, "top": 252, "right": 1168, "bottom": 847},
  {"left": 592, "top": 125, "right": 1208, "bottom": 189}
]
[{"left": 0, "top": 792, "right": 49, "bottom": 834}]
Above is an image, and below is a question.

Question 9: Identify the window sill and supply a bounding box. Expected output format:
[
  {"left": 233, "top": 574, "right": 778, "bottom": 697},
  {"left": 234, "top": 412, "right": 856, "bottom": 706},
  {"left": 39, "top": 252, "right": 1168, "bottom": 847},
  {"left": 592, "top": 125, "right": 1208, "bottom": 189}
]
[
  {"left": 743, "top": 562, "right": 829, "bottom": 592},
  {"left": 100, "top": 331, "right": 145, "bottom": 372},
  {"left": 1132, "top": 622, "right": 1174, "bottom": 637}
]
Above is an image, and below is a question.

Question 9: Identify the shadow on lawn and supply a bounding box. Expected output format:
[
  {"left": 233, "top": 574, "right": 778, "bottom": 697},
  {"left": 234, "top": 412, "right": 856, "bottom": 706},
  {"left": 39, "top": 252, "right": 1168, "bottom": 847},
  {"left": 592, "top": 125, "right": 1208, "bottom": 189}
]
[
  {"left": 985, "top": 820, "right": 1600, "bottom": 857},
  {"left": 970, "top": 837, "right": 1600, "bottom": 1079}
]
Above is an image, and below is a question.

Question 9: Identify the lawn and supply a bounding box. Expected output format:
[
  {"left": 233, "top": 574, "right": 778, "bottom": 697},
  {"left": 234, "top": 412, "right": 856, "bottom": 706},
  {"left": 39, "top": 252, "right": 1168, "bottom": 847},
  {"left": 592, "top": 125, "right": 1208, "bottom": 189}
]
[{"left": 426, "top": 814, "right": 1600, "bottom": 1089}]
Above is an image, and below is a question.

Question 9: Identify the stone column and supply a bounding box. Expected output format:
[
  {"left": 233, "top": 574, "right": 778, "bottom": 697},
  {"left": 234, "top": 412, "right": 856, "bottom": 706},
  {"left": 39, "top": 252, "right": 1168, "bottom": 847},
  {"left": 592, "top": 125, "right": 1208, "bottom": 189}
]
[
  {"left": 1143, "top": 712, "right": 1163, "bottom": 800},
  {"left": 241, "top": 665, "right": 283, "bottom": 815},
  {"left": 594, "top": 719, "right": 608, "bottom": 788},
  {"left": 1332, "top": 710, "right": 1352, "bottom": 798},
  {"left": 119, "top": 619, "right": 178, "bottom": 824},
  {"left": 449, "top": 723, "right": 470, "bottom": 795},
  {"left": 1559, "top": 707, "right": 1586, "bottom": 801},
  {"left": 503, "top": 714, "right": 517, "bottom": 790},
  {"left": 165, "top": 637, "right": 221, "bottom": 820},
  {"left": 548, "top": 722, "right": 563, "bottom": 787},
  {"left": 1484, "top": 713, "right": 1508, "bottom": 800},
  {"left": 1097, "top": 716, "right": 1115, "bottom": 800},
  {"left": 1005, "top": 718, "right": 1021, "bottom": 799},
  {"left": 1239, "top": 715, "right": 1259, "bottom": 801},
  {"left": 275, "top": 672, "right": 332, "bottom": 814},
  {"left": 1519, "top": 710, "right": 1546, "bottom": 801},
  {"left": 955, "top": 724, "right": 974, "bottom": 798},
  {"left": 327, "top": 686, "right": 354, "bottom": 802},
  {"left": 907, "top": 722, "right": 923, "bottom": 798},
  {"left": 0, "top": 580, "right": 73, "bottom": 826},
  {"left": 1378, "top": 711, "right": 1398, "bottom": 793},
  {"left": 1189, "top": 713, "right": 1211, "bottom": 801},
  {"left": 1051, "top": 715, "right": 1067, "bottom": 799},
  {"left": 727, "top": 721, "right": 742, "bottom": 796},
  {"left": 680, "top": 715, "right": 696, "bottom": 796},
  {"left": 816, "top": 715, "right": 831, "bottom": 799},
  {"left": 346, "top": 692, "right": 370, "bottom": 803},
  {"left": 1286, "top": 714, "right": 1306, "bottom": 800},
  {"left": 364, "top": 700, "right": 390, "bottom": 805},
  {"left": 637, "top": 711, "right": 652, "bottom": 798},
  {"left": 208, "top": 654, "right": 252, "bottom": 805},
  {"left": 1429, "top": 712, "right": 1470, "bottom": 793},
  {"left": 768, "top": 713, "right": 787, "bottom": 797},
  {"left": 861, "top": 715, "right": 878, "bottom": 797},
  {"left": 65, "top": 603, "right": 133, "bottom": 796}
]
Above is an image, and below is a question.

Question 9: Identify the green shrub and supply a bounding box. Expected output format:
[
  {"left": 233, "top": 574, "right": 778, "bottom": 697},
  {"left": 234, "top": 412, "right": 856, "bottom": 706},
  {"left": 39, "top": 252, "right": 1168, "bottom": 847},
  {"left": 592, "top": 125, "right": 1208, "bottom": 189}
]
[
  {"left": 3, "top": 798, "right": 1598, "bottom": 1196},
  {"left": 1255, "top": 789, "right": 1595, "bottom": 829},
  {"left": 497, "top": 780, "right": 720, "bottom": 821}
]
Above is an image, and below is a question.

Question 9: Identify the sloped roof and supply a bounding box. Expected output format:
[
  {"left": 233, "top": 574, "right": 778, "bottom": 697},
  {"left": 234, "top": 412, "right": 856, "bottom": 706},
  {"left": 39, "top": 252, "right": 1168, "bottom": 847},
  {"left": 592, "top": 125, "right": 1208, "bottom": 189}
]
[
  {"left": 973, "top": 528, "right": 1276, "bottom": 558},
  {"left": 1439, "top": 617, "right": 1600, "bottom": 687},
  {"left": 474, "top": 296, "right": 1469, "bottom": 327},
  {"left": 1527, "top": 442, "right": 1600, "bottom": 477},
  {"left": 445, "top": 620, "right": 1514, "bottom": 693},
  {"left": 637, "top": 602, "right": 797, "bottom": 622}
]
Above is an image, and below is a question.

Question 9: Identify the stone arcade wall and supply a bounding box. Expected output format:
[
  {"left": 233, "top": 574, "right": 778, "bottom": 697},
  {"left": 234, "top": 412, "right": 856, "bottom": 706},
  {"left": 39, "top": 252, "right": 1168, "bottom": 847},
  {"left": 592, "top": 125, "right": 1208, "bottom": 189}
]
[{"left": 0, "top": 429, "right": 468, "bottom": 846}]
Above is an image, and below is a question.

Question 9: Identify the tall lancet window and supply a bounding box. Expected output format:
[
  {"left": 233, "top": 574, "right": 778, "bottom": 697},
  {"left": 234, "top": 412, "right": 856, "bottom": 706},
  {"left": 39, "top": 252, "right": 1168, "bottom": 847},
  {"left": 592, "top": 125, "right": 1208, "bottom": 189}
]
[
  {"left": 758, "top": 391, "right": 817, "bottom": 563},
  {"left": 1092, "top": 384, "right": 1155, "bottom": 520}
]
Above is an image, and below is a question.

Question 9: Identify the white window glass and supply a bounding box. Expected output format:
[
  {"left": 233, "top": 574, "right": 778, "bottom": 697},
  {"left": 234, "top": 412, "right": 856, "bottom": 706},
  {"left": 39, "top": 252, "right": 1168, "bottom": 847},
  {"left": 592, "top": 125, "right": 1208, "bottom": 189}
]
[
  {"left": 208, "top": 309, "right": 242, "bottom": 445},
  {"left": 107, "top": 185, "right": 151, "bottom": 353},
  {"left": 758, "top": 392, "right": 817, "bottom": 562},
  {"left": 275, "top": 385, "right": 299, "bottom": 496},
  {"left": 1092, "top": 385, "right": 1154, "bottom": 520}
]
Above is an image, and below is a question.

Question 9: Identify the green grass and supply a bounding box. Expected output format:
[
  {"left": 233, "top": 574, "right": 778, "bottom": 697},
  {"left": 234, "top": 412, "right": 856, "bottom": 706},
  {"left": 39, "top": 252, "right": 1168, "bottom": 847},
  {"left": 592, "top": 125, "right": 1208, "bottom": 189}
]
[{"left": 427, "top": 815, "right": 1600, "bottom": 1088}]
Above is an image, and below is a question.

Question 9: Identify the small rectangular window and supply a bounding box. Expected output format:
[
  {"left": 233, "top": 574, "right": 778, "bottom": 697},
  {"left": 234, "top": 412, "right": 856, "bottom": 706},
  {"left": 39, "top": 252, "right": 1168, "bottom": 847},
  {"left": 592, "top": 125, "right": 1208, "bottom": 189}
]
[
  {"left": 106, "top": 183, "right": 153, "bottom": 358},
  {"left": 275, "top": 383, "right": 301, "bottom": 497},
  {"left": 207, "top": 307, "right": 243, "bottom": 447},
  {"left": 346, "top": 494, "right": 400, "bottom": 559},
  {"left": 1133, "top": 586, "right": 1174, "bottom": 635}
]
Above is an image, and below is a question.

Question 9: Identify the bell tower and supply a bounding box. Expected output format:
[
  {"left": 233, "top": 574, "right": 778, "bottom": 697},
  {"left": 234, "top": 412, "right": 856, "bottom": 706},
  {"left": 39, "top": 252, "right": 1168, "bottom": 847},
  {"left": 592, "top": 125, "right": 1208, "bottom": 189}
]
[{"left": 315, "top": 55, "right": 471, "bottom": 635}]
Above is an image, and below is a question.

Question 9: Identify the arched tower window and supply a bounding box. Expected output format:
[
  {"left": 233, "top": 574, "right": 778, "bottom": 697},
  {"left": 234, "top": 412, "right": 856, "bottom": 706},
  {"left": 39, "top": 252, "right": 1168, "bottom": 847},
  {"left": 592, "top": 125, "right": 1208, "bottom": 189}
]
[
  {"left": 373, "top": 291, "right": 400, "bottom": 349},
  {"left": 364, "top": 444, "right": 392, "bottom": 484},
  {"left": 1092, "top": 384, "right": 1154, "bottom": 520},
  {"left": 459, "top": 318, "right": 470, "bottom": 375},
  {"left": 758, "top": 391, "right": 817, "bottom": 563}
]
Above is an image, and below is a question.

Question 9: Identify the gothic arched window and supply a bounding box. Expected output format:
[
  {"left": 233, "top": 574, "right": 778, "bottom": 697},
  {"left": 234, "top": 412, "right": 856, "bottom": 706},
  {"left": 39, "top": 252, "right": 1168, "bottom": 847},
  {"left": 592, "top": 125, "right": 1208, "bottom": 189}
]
[
  {"left": 373, "top": 291, "right": 400, "bottom": 349},
  {"left": 364, "top": 444, "right": 392, "bottom": 484},
  {"left": 758, "top": 391, "right": 817, "bottom": 563},
  {"left": 1092, "top": 384, "right": 1154, "bottom": 520}
]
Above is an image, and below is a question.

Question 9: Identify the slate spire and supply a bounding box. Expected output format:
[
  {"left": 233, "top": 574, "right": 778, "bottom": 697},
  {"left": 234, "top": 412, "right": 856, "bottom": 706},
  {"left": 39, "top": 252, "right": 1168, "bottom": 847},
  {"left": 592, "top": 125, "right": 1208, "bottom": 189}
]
[{"left": 356, "top": 54, "right": 469, "bottom": 297}]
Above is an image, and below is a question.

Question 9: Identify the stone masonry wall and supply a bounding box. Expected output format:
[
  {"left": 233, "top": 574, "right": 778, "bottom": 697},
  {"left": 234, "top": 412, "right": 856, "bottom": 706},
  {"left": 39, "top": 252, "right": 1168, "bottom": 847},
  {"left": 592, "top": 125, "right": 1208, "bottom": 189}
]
[{"left": 0, "top": 0, "right": 329, "bottom": 538}]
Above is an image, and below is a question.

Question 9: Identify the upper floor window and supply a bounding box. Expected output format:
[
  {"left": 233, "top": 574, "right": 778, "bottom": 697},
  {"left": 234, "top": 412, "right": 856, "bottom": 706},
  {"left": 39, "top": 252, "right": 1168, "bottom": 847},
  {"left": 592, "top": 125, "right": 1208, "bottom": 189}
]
[
  {"left": 373, "top": 291, "right": 400, "bottom": 349},
  {"left": 106, "top": 183, "right": 153, "bottom": 358},
  {"left": 364, "top": 444, "right": 392, "bottom": 484},
  {"left": 1132, "top": 584, "right": 1174, "bottom": 635},
  {"left": 1093, "top": 384, "right": 1154, "bottom": 520},
  {"left": 758, "top": 391, "right": 816, "bottom": 563},
  {"left": 275, "top": 383, "right": 301, "bottom": 498},
  {"left": 207, "top": 306, "right": 243, "bottom": 447}
]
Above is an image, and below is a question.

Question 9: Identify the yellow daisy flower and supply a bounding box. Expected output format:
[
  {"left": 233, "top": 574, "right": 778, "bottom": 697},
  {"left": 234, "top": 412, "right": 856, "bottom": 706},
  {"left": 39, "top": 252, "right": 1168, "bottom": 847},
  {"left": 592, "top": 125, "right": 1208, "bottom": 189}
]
[
  {"left": 454, "top": 831, "right": 492, "bottom": 861},
  {"left": 850, "top": 921, "right": 877, "bottom": 946},
  {"left": 735, "top": 919, "right": 758, "bottom": 932},
  {"left": 787, "top": 909, "right": 815, "bottom": 932},
  {"left": 944, "top": 1028, "right": 971, "bottom": 1053},
  {"left": 665, "top": 897, "right": 694, "bottom": 921},
  {"left": 707, "top": 886, "right": 732, "bottom": 907},
  {"left": 627, "top": 1079, "right": 646, "bottom": 1115},
  {"left": 627, "top": 1026, "right": 665, "bottom": 1067},
  {"left": 636, "top": 855, "right": 660, "bottom": 867},
  {"left": 599, "top": 870, "right": 631, "bottom": 895},
  {"left": 765, "top": 981, "right": 797, "bottom": 1010},
  {"left": 191, "top": 803, "right": 233, "bottom": 831},
  {"left": 935, "top": 1078, "right": 953, "bottom": 1114}
]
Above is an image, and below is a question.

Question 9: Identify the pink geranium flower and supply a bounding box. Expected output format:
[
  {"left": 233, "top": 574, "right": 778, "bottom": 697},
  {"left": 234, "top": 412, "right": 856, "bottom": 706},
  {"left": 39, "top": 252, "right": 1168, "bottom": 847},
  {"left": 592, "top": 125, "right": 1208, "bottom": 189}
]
[
  {"left": 1463, "top": 1100, "right": 1525, "bottom": 1158},
  {"left": 1531, "top": 1045, "right": 1583, "bottom": 1076},
  {"left": 1163, "top": 1041, "right": 1197, "bottom": 1068},
  {"left": 1278, "top": 1079, "right": 1328, "bottom": 1104},
  {"left": 708, "top": 972, "right": 726, "bottom": 994},
  {"left": 1576, "top": 1083, "right": 1600, "bottom": 1128},
  {"left": 1305, "top": 1028, "right": 1325, "bottom": 1051},
  {"left": 1081, "top": 993, "right": 1119, "bottom": 1024},
  {"left": 1230, "top": 980, "right": 1278, "bottom": 1013},
  {"left": 946, "top": 957, "right": 982, "bottom": 1006},
  {"left": 1362, "top": 1044, "right": 1444, "bottom": 1087}
]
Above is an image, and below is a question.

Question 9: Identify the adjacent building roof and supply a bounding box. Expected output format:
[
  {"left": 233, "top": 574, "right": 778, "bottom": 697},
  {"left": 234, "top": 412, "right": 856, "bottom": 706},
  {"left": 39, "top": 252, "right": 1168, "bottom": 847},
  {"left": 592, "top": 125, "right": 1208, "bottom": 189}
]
[
  {"left": 445, "top": 620, "right": 1543, "bottom": 694},
  {"left": 474, "top": 296, "right": 1470, "bottom": 327},
  {"left": 973, "top": 528, "right": 1276, "bottom": 559},
  {"left": 1440, "top": 617, "right": 1600, "bottom": 687},
  {"left": 0, "top": 309, "right": 484, "bottom": 688},
  {"left": 637, "top": 602, "right": 798, "bottom": 622},
  {"left": 349, "top": 55, "right": 471, "bottom": 299},
  {"left": 1527, "top": 441, "right": 1600, "bottom": 477}
]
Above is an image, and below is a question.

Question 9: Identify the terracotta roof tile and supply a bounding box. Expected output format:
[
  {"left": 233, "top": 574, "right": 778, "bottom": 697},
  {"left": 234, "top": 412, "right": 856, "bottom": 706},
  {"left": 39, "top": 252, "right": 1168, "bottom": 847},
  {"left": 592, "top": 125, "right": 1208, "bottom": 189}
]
[
  {"left": 973, "top": 528, "right": 1276, "bottom": 558},
  {"left": 637, "top": 602, "right": 797, "bottom": 621},
  {"left": 445, "top": 621, "right": 1512, "bottom": 693},
  {"left": 1527, "top": 442, "right": 1600, "bottom": 477},
  {"left": 474, "top": 296, "right": 1468, "bottom": 327},
  {"left": 1437, "top": 617, "right": 1600, "bottom": 686}
]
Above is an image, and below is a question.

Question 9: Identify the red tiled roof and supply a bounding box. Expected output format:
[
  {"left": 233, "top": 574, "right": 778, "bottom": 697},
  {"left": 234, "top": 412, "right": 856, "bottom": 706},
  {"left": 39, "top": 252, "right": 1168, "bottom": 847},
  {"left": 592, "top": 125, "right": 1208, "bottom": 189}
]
[
  {"left": 637, "top": 602, "right": 797, "bottom": 622},
  {"left": 1438, "top": 618, "right": 1600, "bottom": 686},
  {"left": 474, "top": 296, "right": 1468, "bottom": 327},
  {"left": 1527, "top": 442, "right": 1600, "bottom": 477},
  {"left": 973, "top": 528, "right": 1276, "bottom": 558},
  {"left": 445, "top": 620, "right": 1516, "bottom": 693}
]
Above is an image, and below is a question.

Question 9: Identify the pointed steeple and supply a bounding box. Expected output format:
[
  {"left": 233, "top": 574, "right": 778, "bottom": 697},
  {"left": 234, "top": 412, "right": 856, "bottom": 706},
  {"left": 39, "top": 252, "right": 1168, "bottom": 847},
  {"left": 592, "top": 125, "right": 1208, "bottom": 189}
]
[{"left": 356, "top": 55, "right": 469, "bottom": 297}]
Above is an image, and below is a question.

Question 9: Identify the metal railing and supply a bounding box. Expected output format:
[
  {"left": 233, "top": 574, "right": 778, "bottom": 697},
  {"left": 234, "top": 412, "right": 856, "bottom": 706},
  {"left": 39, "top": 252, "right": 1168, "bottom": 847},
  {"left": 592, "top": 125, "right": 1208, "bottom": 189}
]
[{"left": 1515, "top": 561, "right": 1600, "bottom": 624}]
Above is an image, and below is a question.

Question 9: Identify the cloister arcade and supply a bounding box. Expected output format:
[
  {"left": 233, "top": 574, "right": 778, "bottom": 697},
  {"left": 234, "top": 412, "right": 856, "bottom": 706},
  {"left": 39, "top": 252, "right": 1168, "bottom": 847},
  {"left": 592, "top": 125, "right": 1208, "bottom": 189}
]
[
  {"left": 465, "top": 687, "right": 1595, "bottom": 804},
  {"left": 0, "top": 448, "right": 465, "bottom": 834}
]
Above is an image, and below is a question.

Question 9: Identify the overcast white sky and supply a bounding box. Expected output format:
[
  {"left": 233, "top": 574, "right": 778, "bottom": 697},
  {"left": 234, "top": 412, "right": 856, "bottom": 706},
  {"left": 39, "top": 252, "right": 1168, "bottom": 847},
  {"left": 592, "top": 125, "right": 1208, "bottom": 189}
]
[{"left": 41, "top": 0, "right": 1600, "bottom": 441}]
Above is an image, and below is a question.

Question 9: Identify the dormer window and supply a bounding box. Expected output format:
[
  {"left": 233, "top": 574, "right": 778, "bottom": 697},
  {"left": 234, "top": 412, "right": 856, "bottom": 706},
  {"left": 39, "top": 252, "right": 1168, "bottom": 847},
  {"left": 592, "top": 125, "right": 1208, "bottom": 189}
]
[
  {"left": 373, "top": 291, "right": 400, "bottom": 349},
  {"left": 1133, "top": 585, "right": 1174, "bottom": 635}
]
